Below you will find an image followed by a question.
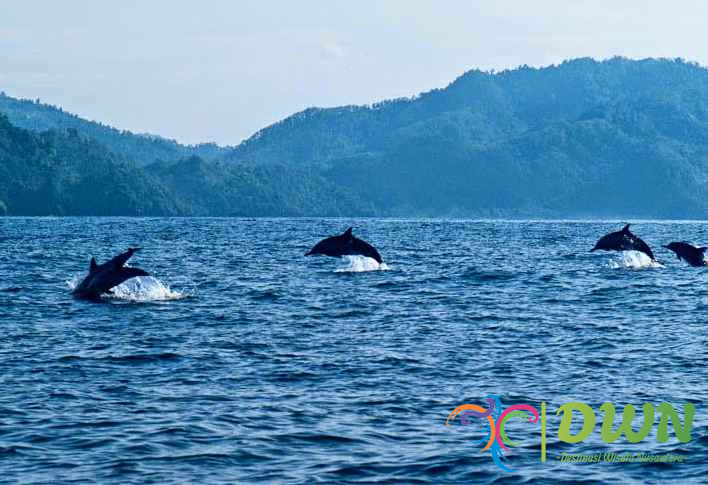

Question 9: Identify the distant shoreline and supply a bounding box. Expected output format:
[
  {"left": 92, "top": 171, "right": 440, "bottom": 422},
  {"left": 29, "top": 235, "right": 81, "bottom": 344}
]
[{"left": 3, "top": 216, "right": 708, "bottom": 223}]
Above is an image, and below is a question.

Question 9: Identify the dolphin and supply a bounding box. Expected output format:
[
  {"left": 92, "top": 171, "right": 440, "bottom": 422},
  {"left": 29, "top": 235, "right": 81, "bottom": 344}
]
[
  {"left": 305, "top": 227, "right": 383, "bottom": 264},
  {"left": 662, "top": 242, "right": 707, "bottom": 267},
  {"left": 73, "top": 248, "right": 149, "bottom": 300},
  {"left": 590, "top": 224, "right": 656, "bottom": 260}
]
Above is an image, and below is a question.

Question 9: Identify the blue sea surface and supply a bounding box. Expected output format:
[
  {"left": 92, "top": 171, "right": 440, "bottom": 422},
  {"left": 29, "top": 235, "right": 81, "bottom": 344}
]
[{"left": 0, "top": 218, "right": 706, "bottom": 484}]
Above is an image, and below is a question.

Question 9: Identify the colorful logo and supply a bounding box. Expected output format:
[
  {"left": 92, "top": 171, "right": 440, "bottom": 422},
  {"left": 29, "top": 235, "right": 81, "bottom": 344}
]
[
  {"left": 446, "top": 395, "right": 540, "bottom": 472},
  {"left": 448, "top": 396, "right": 694, "bottom": 472}
]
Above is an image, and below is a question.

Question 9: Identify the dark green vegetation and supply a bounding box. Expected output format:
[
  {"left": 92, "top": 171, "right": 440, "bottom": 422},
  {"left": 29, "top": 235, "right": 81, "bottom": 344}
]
[
  {"left": 0, "top": 92, "right": 226, "bottom": 167},
  {"left": 0, "top": 114, "right": 177, "bottom": 216},
  {"left": 2, "top": 57, "right": 708, "bottom": 217},
  {"left": 146, "top": 157, "right": 373, "bottom": 216},
  {"left": 0, "top": 115, "right": 370, "bottom": 216}
]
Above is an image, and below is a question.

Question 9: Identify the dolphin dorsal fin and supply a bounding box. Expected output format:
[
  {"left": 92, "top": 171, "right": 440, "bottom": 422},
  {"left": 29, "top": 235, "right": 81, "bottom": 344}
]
[
  {"left": 89, "top": 257, "right": 98, "bottom": 272},
  {"left": 343, "top": 227, "right": 353, "bottom": 238},
  {"left": 621, "top": 224, "right": 631, "bottom": 233},
  {"left": 699, "top": 247, "right": 708, "bottom": 253}
]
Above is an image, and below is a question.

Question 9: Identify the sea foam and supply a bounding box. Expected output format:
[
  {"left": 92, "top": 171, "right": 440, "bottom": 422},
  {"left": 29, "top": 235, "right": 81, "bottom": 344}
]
[
  {"left": 67, "top": 274, "right": 188, "bottom": 302},
  {"left": 335, "top": 255, "right": 390, "bottom": 273},
  {"left": 608, "top": 251, "right": 663, "bottom": 269}
]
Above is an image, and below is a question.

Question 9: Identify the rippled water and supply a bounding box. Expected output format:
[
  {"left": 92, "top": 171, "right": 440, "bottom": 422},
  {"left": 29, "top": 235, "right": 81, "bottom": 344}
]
[{"left": 0, "top": 218, "right": 706, "bottom": 484}]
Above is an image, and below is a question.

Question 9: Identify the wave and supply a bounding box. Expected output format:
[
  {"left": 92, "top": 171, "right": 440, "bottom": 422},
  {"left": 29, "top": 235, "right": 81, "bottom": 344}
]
[
  {"left": 335, "top": 255, "right": 390, "bottom": 273},
  {"left": 461, "top": 267, "right": 516, "bottom": 282},
  {"left": 608, "top": 251, "right": 664, "bottom": 269},
  {"left": 66, "top": 274, "right": 188, "bottom": 302}
]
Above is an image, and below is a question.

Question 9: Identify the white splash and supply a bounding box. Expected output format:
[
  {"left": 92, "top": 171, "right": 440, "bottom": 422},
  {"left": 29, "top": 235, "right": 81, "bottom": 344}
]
[
  {"left": 108, "top": 276, "right": 187, "bottom": 301},
  {"left": 67, "top": 275, "right": 187, "bottom": 302},
  {"left": 608, "top": 251, "right": 663, "bottom": 269},
  {"left": 66, "top": 274, "right": 82, "bottom": 290},
  {"left": 335, "top": 255, "right": 390, "bottom": 273}
]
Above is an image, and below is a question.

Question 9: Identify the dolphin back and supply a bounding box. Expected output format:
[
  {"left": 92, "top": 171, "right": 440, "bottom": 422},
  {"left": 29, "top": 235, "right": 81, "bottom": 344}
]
[
  {"left": 306, "top": 236, "right": 339, "bottom": 256},
  {"left": 631, "top": 236, "right": 655, "bottom": 260},
  {"left": 306, "top": 228, "right": 383, "bottom": 263},
  {"left": 351, "top": 237, "right": 383, "bottom": 263},
  {"left": 664, "top": 242, "right": 707, "bottom": 266},
  {"left": 592, "top": 225, "right": 655, "bottom": 260}
]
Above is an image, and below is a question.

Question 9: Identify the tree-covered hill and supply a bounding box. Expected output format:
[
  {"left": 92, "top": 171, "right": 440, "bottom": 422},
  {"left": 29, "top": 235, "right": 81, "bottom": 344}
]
[
  {"left": 147, "top": 156, "right": 374, "bottom": 216},
  {"left": 2, "top": 57, "right": 708, "bottom": 217},
  {"left": 0, "top": 114, "right": 373, "bottom": 216},
  {"left": 0, "top": 92, "right": 228, "bottom": 167},
  {"left": 225, "top": 57, "right": 708, "bottom": 218},
  {"left": 0, "top": 114, "right": 179, "bottom": 216},
  {"left": 226, "top": 57, "right": 708, "bottom": 168}
]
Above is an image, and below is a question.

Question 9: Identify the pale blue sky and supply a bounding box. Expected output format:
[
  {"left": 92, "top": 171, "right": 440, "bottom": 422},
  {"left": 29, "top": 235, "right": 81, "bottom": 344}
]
[{"left": 1, "top": 1, "right": 707, "bottom": 145}]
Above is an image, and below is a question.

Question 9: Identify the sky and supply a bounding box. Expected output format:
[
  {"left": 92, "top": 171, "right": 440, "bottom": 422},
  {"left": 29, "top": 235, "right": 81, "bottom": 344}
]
[{"left": 1, "top": 1, "right": 708, "bottom": 145}]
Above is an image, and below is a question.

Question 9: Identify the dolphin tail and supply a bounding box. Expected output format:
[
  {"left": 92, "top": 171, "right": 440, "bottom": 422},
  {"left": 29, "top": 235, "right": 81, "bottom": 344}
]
[
  {"left": 120, "top": 267, "right": 149, "bottom": 279},
  {"left": 111, "top": 267, "right": 150, "bottom": 290},
  {"left": 107, "top": 267, "right": 149, "bottom": 293},
  {"left": 108, "top": 248, "right": 143, "bottom": 268}
]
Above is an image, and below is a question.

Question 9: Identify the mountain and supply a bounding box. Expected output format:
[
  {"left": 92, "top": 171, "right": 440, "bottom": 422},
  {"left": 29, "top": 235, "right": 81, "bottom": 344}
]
[
  {"left": 0, "top": 113, "right": 373, "bottom": 216},
  {"left": 147, "top": 156, "right": 374, "bottom": 216},
  {"left": 0, "top": 92, "right": 228, "bottom": 167},
  {"left": 227, "top": 57, "right": 708, "bottom": 167},
  {"left": 224, "top": 57, "right": 708, "bottom": 218},
  {"left": 2, "top": 57, "right": 708, "bottom": 217},
  {"left": 0, "top": 114, "right": 179, "bottom": 216}
]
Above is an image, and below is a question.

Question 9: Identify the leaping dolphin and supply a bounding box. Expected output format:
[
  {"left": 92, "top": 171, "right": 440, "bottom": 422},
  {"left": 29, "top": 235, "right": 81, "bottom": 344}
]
[
  {"left": 305, "top": 227, "right": 383, "bottom": 264},
  {"left": 590, "top": 224, "right": 656, "bottom": 260},
  {"left": 663, "top": 242, "right": 707, "bottom": 267},
  {"left": 73, "top": 248, "right": 149, "bottom": 300}
]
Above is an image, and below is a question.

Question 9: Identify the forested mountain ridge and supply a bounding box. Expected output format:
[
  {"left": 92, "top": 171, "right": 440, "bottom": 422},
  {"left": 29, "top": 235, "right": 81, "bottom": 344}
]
[
  {"left": 0, "top": 114, "right": 179, "bottom": 216},
  {"left": 0, "top": 115, "right": 372, "bottom": 216},
  {"left": 2, "top": 57, "right": 708, "bottom": 217},
  {"left": 224, "top": 57, "right": 708, "bottom": 218},
  {"left": 226, "top": 57, "right": 708, "bottom": 168},
  {"left": 0, "top": 92, "right": 228, "bottom": 167}
]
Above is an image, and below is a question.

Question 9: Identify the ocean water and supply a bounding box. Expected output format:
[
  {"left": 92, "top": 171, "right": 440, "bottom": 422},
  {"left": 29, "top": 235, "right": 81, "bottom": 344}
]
[{"left": 0, "top": 218, "right": 706, "bottom": 484}]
